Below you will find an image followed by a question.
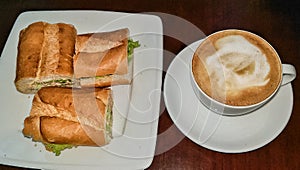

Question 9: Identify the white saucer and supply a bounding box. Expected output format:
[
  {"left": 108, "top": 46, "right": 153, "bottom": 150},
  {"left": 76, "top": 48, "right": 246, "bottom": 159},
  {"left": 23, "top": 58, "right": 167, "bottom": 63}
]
[{"left": 163, "top": 39, "right": 294, "bottom": 153}]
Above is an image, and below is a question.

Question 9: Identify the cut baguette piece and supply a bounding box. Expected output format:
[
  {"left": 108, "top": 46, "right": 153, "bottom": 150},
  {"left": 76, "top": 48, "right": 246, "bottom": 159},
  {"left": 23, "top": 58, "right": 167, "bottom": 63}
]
[
  {"left": 22, "top": 87, "right": 113, "bottom": 151},
  {"left": 15, "top": 22, "right": 77, "bottom": 94},
  {"left": 74, "top": 28, "right": 130, "bottom": 87}
]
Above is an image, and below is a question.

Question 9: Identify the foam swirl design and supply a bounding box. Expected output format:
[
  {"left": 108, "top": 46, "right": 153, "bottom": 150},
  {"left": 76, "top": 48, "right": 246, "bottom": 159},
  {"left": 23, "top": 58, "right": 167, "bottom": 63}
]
[{"left": 205, "top": 35, "right": 270, "bottom": 96}]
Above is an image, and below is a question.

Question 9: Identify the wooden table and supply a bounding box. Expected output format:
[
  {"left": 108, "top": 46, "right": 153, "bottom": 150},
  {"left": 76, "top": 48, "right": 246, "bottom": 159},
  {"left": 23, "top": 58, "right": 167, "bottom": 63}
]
[{"left": 0, "top": 0, "right": 299, "bottom": 169}]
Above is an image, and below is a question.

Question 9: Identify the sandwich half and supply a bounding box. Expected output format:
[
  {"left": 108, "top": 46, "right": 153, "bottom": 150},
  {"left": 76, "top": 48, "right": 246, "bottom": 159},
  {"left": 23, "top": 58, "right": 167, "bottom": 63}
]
[
  {"left": 15, "top": 22, "right": 139, "bottom": 94},
  {"left": 74, "top": 28, "right": 132, "bottom": 87},
  {"left": 22, "top": 87, "right": 113, "bottom": 155},
  {"left": 15, "top": 22, "right": 77, "bottom": 94}
]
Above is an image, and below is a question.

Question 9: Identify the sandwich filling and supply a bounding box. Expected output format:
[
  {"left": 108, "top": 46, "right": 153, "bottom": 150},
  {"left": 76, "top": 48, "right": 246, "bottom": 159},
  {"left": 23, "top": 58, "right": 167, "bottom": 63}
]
[
  {"left": 32, "top": 78, "right": 75, "bottom": 89},
  {"left": 30, "top": 39, "right": 140, "bottom": 90},
  {"left": 105, "top": 97, "right": 113, "bottom": 140},
  {"left": 44, "top": 143, "right": 74, "bottom": 156},
  {"left": 127, "top": 38, "right": 140, "bottom": 62}
]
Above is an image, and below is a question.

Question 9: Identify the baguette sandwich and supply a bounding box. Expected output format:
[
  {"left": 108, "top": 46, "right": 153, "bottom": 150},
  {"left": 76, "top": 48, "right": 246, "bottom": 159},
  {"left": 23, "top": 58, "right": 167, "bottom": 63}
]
[
  {"left": 22, "top": 87, "right": 113, "bottom": 156},
  {"left": 74, "top": 28, "right": 131, "bottom": 87},
  {"left": 15, "top": 22, "right": 140, "bottom": 94},
  {"left": 15, "top": 22, "right": 77, "bottom": 94}
]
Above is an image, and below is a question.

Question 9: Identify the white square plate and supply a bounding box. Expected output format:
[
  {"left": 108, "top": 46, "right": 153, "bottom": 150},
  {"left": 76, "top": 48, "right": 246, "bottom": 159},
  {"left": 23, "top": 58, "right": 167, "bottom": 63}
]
[{"left": 0, "top": 10, "right": 163, "bottom": 169}]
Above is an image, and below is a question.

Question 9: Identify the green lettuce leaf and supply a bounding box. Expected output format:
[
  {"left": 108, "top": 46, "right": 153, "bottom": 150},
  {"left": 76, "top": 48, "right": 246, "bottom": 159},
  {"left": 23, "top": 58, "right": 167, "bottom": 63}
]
[
  {"left": 127, "top": 39, "right": 140, "bottom": 62},
  {"left": 44, "top": 143, "right": 74, "bottom": 156}
]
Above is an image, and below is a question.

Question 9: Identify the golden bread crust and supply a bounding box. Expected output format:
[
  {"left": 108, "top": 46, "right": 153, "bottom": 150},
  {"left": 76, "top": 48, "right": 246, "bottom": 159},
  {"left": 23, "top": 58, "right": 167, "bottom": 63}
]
[
  {"left": 74, "top": 29, "right": 128, "bottom": 78},
  {"left": 15, "top": 22, "right": 77, "bottom": 94},
  {"left": 75, "top": 28, "right": 129, "bottom": 53},
  {"left": 40, "top": 117, "right": 102, "bottom": 146},
  {"left": 22, "top": 87, "right": 112, "bottom": 146}
]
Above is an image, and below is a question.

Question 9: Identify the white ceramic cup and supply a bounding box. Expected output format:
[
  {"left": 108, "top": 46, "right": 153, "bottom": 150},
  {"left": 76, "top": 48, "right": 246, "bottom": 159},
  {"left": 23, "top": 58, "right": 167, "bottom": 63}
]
[{"left": 190, "top": 30, "right": 296, "bottom": 116}]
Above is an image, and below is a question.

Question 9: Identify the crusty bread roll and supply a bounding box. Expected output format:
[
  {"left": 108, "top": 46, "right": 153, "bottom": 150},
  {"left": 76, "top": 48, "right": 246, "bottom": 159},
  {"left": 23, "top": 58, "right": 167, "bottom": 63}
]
[
  {"left": 15, "top": 22, "right": 77, "bottom": 94},
  {"left": 74, "top": 28, "right": 130, "bottom": 87},
  {"left": 22, "top": 87, "right": 113, "bottom": 154}
]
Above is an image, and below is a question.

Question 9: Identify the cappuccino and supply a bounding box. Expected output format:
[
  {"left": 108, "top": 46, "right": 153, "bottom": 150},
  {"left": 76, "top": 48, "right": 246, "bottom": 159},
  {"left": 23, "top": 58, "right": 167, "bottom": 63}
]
[{"left": 192, "top": 30, "right": 282, "bottom": 106}]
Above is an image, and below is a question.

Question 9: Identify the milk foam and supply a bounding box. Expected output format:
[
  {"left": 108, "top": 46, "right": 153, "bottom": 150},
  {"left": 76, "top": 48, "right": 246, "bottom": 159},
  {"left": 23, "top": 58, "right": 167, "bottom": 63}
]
[{"left": 205, "top": 35, "right": 270, "bottom": 94}]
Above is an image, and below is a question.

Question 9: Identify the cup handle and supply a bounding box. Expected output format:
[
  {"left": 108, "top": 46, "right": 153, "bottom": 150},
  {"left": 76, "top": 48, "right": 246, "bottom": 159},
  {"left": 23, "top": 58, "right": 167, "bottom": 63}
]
[{"left": 281, "top": 64, "right": 296, "bottom": 85}]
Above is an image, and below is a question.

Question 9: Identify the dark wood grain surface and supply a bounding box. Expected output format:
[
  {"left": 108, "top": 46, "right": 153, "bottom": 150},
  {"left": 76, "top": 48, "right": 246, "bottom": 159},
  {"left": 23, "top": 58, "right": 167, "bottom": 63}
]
[{"left": 0, "top": 0, "right": 299, "bottom": 169}]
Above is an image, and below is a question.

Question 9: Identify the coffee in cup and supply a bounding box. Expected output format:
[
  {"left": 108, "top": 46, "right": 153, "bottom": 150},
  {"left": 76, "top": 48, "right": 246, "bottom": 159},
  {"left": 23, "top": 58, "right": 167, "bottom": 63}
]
[{"left": 191, "top": 29, "right": 296, "bottom": 115}]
